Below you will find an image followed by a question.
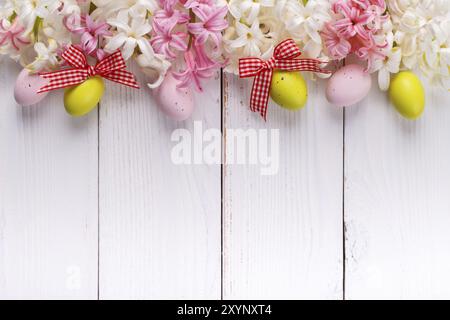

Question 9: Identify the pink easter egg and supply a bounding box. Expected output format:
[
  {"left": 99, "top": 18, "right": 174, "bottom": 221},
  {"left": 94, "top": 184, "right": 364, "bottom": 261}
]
[
  {"left": 326, "top": 64, "right": 372, "bottom": 107},
  {"left": 14, "top": 68, "right": 49, "bottom": 106},
  {"left": 153, "top": 73, "right": 194, "bottom": 121}
]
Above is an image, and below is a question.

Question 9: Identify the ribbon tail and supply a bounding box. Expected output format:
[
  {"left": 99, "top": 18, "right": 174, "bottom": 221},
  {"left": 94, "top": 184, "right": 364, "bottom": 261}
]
[
  {"left": 37, "top": 69, "right": 88, "bottom": 93},
  {"left": 301, "top": 63, "right": 331, "bottom": 74},
  {"left": 277, "top": 59, "right": 332, "bottom": 75},
  {"left": 250, "top": 69, "right": 273, "bottom": 121},
  {"left": 103, "top": 69, "right": 140, "bottom": 89}
]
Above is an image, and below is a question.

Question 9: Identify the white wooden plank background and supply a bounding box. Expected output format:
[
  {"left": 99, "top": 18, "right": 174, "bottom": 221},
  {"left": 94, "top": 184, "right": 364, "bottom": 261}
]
[
  {"left": 1, "top": 59, "right": 450, "bottom": 299},
  {"left": 0, "top": 61, "right": 98, "bottom": 299},
  {"left": 345, "top": 79, "right": 450, "bottom": 300},
  {"left": 98, "top": 66, "right": 221, "bottom": 299},
  {"left": 222, "top": 74, "right": 343, "bottom": 299}
]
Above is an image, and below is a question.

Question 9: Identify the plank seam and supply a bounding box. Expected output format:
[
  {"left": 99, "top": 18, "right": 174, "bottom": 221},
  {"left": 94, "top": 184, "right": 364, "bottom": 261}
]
[
  {"left": 342, "top": 58, "right": 347, "bottom": 301},
  {"left": 342, "top": 107, "right": 346, "bottom": 301},
  {"left": 97, "top": 102, "right": 101, "bottom": 300},
  {"left": 220, "top": 69, "right": 225, "bottom": 301}
]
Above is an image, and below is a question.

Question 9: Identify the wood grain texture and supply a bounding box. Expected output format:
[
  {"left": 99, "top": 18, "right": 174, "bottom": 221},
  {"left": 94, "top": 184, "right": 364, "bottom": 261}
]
[
  {"left": 0, "top": 61, "right": 98, "bottom": 299},
  {"left": 98, "top": 65, "right": 221, "bottom": 299},
  {"left": 222, "top": 74, "right": 344, "bottom": 299},
  {"left": 345, "top": 78, "right": 450, "bottom": 299},
  {"left": 2, "top": 56, "right": 450, "bottom": 300}
]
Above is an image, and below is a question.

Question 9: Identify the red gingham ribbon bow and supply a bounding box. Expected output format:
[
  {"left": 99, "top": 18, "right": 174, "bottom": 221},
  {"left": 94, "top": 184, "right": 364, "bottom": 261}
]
[
  {"left": 38, "top": 45, "right": 139, "bottom": 93},
  {"left": 239, "top": 39, "right": 331, "bottom": 120}
]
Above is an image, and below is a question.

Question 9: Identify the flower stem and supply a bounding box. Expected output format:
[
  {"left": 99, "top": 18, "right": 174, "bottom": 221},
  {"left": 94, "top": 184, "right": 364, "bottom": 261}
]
[{"left": 33, "top": 17, "right": 43, "bottom": 42}]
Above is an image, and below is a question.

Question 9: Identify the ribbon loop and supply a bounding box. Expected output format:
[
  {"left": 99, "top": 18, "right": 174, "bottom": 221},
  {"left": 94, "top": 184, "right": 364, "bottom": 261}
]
[
  {"left": 38, "top": 45, "right": 139, "bottom": 93},
  {"left": 239, "top": 58, "right": 265, "bottom": 78},
  {"left": 239, "top": 39, "right": 331, "bottom": 120},
  {"left": 62, "top": 46, "right": 88, "bottom": 69},
  {"left": 273, "top": 39, "right": 302, "bottom": 61}
]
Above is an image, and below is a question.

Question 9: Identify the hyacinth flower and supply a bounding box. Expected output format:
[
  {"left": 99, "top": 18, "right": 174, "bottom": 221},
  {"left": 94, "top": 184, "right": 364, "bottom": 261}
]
[
  {"left": 322, "top": 0, "right": 389, "bottom": 71},
  {"left": 104, "top": 11, "right": 153, "bottom": 61},
  {"left": 0, "top": 18, "right": 30, "bottom": 51},
  {"left": 154, "top": 0, "right": 190, "bottom": 26},
  {"left": 184, "top": 0, "right": 215, "bottom": 9},
  {"left": 321, "top": 22, "right": 351, "bottom": 60},
  {"left": 173, "top": 43, "right": 221, "bottom": 92},
  {"left": 150, "top": 0, "right": 228, "bottom": 91},
  {"left": 332, "top": 1, "right": 374, "bottom": 40},
  {"left": 151, "top": 17, "right": 188, "bottom": 60},
  {"left": 187, "top": 5, "right": 228, "bottom": 47},
  {"left": 64, "top": 13, "right": 111, "bottom": 60}
]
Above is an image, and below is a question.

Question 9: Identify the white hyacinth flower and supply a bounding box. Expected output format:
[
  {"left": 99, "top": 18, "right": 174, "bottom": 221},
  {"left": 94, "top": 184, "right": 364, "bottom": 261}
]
[
  {"left": 104, "top": 11, "right": 153, "bottom": 61},
  {"left": 378, "top": 47, "right": 402, "bottom": 91},
  {"left": 26, "top": 38, "right": 59, "bottom": 72}
]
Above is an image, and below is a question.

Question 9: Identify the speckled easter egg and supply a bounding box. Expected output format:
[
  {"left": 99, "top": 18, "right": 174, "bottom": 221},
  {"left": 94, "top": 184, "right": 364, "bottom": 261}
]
[
  {"left": 154, "top": 73, "right": 194, "bottom": 121},
  {"left": 270, "top": 70, "right": 308, "bottom": 110},
  {"left": 64, "top": 76, "right": 104, "bottom": 117},
  {"left": 326, "top": 64, "right": 372, "bottom": 106},
  {"left": 14, "top": 68, "right": 49, "bottom": 106},
  {"left": 389, "top": 71, "right": 425, "bottom": 120}
]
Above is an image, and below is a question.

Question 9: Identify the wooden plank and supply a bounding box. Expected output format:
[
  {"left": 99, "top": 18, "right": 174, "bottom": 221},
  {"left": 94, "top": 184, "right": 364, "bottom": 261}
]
[
  {"left": 0, "top": 61, "right": 98, "bottom": 299},
  {"left": 222, "top": 73, "right": 344, "bottom": 299},
  {"left": 345, "top": 80, "right": 450, "bottom": 299},
  {"left": 98, "top": 65, "right": 222, "bottom": 299}
]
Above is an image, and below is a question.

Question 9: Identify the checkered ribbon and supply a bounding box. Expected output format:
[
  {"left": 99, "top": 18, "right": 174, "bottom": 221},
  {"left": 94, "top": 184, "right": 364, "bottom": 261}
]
[
  {"left": 38, "top": 45, "right": 139, "bottom": 93},
  {"left": 239, "top": 39, "right": 331, "bottom": 120}
]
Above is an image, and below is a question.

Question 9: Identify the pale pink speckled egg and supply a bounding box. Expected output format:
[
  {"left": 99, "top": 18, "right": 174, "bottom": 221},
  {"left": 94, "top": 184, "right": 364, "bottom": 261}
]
[
  {"left": 326, "top": 64, "right": 372, "bottom": 107},
  {"left": 153, "top": 73, "right": 194, "bottom": 121},
  {"left": 14, "top": 68, "right": 49, "bottom": 106}
]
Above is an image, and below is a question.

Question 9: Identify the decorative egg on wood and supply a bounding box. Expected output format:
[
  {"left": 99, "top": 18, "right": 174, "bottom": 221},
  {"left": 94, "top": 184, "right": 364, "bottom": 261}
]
[
  {"left": 153, "top": 73, "right": 194, "bottom": 121},
  {"left": 270, "top": 70, "right": 308, "bottom": 110},
  {"left": 14, "top": 68, "right": 49, "bottom": 106},
  {"left": 326, "top": 64, "right": 372, "bottom": 107},
  {"left": 64, "top": 76, "right": 105, "bottom": 117},
  {"left": 389, "top": 71, "right": 425, "bottom": 120}
]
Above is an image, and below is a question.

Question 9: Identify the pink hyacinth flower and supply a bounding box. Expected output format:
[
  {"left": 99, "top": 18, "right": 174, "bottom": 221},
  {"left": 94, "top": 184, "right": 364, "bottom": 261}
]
[
  {"left": 173, "top": 43, "right": 219, "bottom": 92},
  {"left": 151, "top": 19, "right": 188, "bottom": 60},
  {"left": 188, "top": 5, "right": 228, "bottom": 47},
  {"left": 322, "top": 0, "right": 388, "bottom": 67},
  {"left": 183, "top": 0, "right": 214, "bottom": 8},
  {"left": 332, "top": 0, "right": 373, "bottom": 40},
  {"left": 322, "top": 23, "right": 352, "bottom": 60},
  {"left": 0, "top": 18, "right": 30, "bottom": 51},
  {"left": 154, "top": 0, "right": 190, "bottom": 25},
  {"left": 64, "top": 14, "right": 111, "bottom": 60},
  {"left": 355, "top": 35, "right": 388, "bottom": 71}
]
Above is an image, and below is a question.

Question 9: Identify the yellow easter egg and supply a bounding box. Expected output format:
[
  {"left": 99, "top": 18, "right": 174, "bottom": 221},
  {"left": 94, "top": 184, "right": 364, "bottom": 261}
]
[
  {"left": 389, "top": 71, "right": 425, "bottom": 120},
  {"left": 64, "top": 76, "right": 105, "bottom": 117},
  {"left": 270, "top": 70, "right": 308, "bottom": 110}
]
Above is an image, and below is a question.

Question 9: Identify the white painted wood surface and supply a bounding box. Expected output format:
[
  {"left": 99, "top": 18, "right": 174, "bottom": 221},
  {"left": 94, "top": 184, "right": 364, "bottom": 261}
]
[
  {"left": 98, "top": 66, "right": 221, "bottom": 299},
  {"left": 222, "top": 74, "right": 343, "bottom": 299},
  {"left": 1, "top": 60, "right": 450, "bottom": 299},
  {"left": 345, "top": 79, "right": 450, "bottom": 300},
  {"left": 0, "top": 61, "right": 98, "bottom": 299}
]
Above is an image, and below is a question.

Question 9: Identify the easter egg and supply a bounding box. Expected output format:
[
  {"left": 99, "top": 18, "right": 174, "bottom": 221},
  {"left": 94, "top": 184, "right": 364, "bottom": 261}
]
[
  {"left": 14, "top": 68, "right": 49, "bottom": 106},
  {"left": 326, "top": 64, "right": 372, "bottom": 106},
  {"left": 64, "top": 76, "right": 104, "bottom": 117},
  {"left": 389, "top": 71, "right": 425, "bottom": 120},
  {"left": 153, "top": 73, "right": 194, "bottom": 121},
  {"left": 270, "top": 70, "right": 308, "bottom": 110}
]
